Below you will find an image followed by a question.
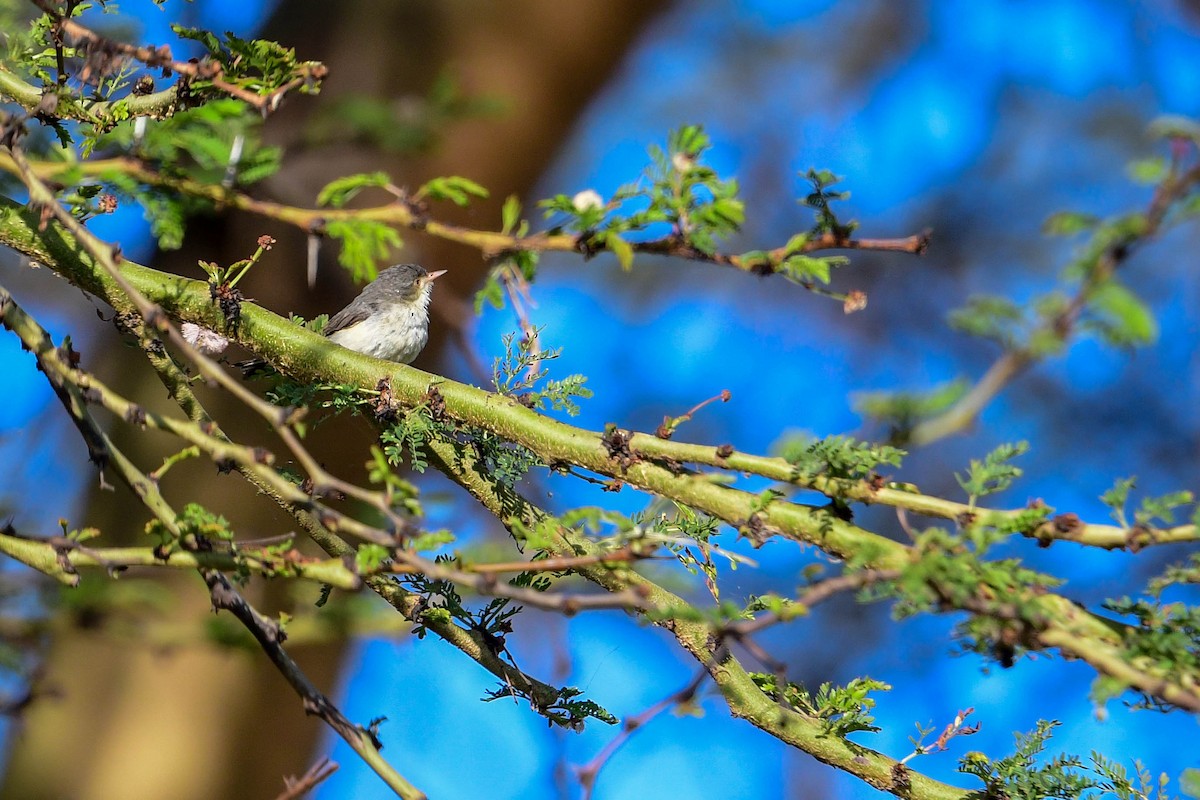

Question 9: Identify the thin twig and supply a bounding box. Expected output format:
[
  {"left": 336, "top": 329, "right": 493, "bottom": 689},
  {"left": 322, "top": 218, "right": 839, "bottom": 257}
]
[
  {"left": 0, "top": 152, "right": 927, "bottom": 288},
  {"left": 908, "top": 159, "right": 1200, "bottom": 446},
  {"left": 203, "top": 569, "right": 425, "bottom": 800},
  {"left": 576, "top": 667, "right": 710, "bottom": 799},
  {"left": 274, "top": 757, "right": 339, "bottom": 800},
  {"left": 34, "top": 2, "right": 326, "bottom": 114}
]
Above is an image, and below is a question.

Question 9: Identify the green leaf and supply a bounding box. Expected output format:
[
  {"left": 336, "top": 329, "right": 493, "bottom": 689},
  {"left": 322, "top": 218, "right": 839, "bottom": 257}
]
[
  {"left": 1087, "top": 280, "right": 1158, "bottom": 346},
  {"left": 947, "top": 294, "right": 1025, "bottom": 347},
  {"left": 418, "top": 175, "right": 489, "bottom": 206},
  {"left": 1101, "top": 476, "right": 1137, "bottom": 526},
  {"left": 1126, "top": 156, "right": 1168, "bottom": 185},
  {"left": 317, "top": 172, "right": 392, "bottom": 208},
  {"left": 607, "top": 232, "right": 634, "bottom": 272},
  {"left": 1181, "top": 767, "right": 1200, "bottom": 799},
  {"left": 775, "top": 433, "right": 905, "bottom": 480},
  {"left": 853, "top": 378, "right": 969, "bottom": 431},
  {"left": 1135, "top": 490, "right": 1194, "bottom": 527},
  {"left": 1042, "top": 210, "right": 1100, "bottom": 236},
  {"left": 956, "top": 441, "right": 1029, "bottom": 502},
  {"left": 324, "top": 219, "right": 402, "bottom": 281},
  {"left": 501, "top": 194, "right": 522, "bottom": 235},
  {"left": 474, "top": 272, "right": 505, "bottom": 314},
  {"left": 355, "top": 544, "right": 390, "bottom": 574}
]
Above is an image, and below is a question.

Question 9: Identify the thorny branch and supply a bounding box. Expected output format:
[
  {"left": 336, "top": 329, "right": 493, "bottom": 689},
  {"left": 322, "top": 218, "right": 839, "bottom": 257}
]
[
  {"left": 202, "top": 569, "right": 426, "bottom": 800},
  {"left": 29, "top": 0, "right": 327, "bottom": 116},
  {"left": 274, "top": 758, "right": 339, "bottom": 800},
  {"left": 907, "top": 157, "right": 1200, "bottom": 446},
  {"left": 0, "top": 284, "right": 424, "bottom": 798},
  {"left": 0, "top": 11, "right": 1198, "bottom": 795},
  {"left": 0, "top": 152, "right": 928, "bottom": 288},
  {"left": 3, "top": 157, "right": 1200, "bottom": 755}
]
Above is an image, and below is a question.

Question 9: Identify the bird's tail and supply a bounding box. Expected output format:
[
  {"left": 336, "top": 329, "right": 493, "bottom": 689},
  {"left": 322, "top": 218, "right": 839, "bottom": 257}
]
[{"left": 234, "top": 357, "right": 274, "bottom": 378}]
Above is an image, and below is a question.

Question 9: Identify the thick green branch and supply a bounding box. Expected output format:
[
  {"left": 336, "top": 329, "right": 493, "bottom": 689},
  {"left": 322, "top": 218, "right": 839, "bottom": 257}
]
[
  {"left": 423, "top": 436, "right": 973, "bottom": 800},
  {"left": 2, "top": 195, "right": 1198, "bottom": 717},
  {"left": 0, "top": 65, "right": 187, "bottom": 126},
  {"left": 0, "top": 529, "right": 361, "bottom": 589}
]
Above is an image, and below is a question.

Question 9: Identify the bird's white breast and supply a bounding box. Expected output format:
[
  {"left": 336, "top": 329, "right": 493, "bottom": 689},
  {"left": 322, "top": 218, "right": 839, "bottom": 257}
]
[{"left": 327, "top": 294, "right": 431, "bottom": 364}]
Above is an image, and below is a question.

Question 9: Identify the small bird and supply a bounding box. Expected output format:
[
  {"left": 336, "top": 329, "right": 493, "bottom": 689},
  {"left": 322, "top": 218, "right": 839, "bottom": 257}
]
[{"left": 240, "top": 264, "right": 445, "bottom": 375}]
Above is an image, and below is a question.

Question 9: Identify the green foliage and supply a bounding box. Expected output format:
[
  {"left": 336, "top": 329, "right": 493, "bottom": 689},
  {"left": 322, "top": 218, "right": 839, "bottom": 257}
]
[
  {"left": 474, "top": 429, "right": 543, "bottom": 488},
  {"left": 355, "top": 544, "right": 391, "bottom": 574},
  {"left": 317, "top": 171, "right": 392, "bottom": 208},
  {"left": 1147, "top": 553, "right": 1200, "bottom": 597},
  {"left": 1101, "top": 477, "right": 1137, "bottom": 528},
  {"left": 171, "top": 25, "right": 323, "bottom": 98},
  {"left": 484, "top": 683, "right": 618, "bottom": 729},
  {"left": 775, "top": 433, "right": 905, "bottom": 481},
  {"left": 472, "top": 197, "right": 537, "bottom": 314},
  {"left": 177, "top": 503, "right": 235, "bottom": 542},
  {"left": 868, "top": 526, "right": 1062, "bottom": 668},
  {"left": 377, "top": 398, "right": 542, "bottom": 487},
  {"left": 1126, "top": 157, "right": 1169, "bottom": 185},
  {"left": 853, "top": 379, "right": 968, "bottom": 435},
  {"left": 146, "top": 502, "right": 234, "bottom": 547},
  {"left": 1182, "top": 768, "right": 1200, "bottom": 799},
  {"left": 1043, "top": 211, "right": 1102, "bottom": 236},
  {"left": 365, "top": 446, "right": 423, "bottom": 516},
  {"left": 1085, "top": 280, "right": 1158, "bottom": 347},
  {"left": 1098, "top": 477, "right": 1192, "bottom": 536},
  {"left": 379, "top": 408, "right": 439, "bottom": 473},
  {"left": 539, "top": 124, "right": 744, "bottom": 255},
  {"left": 266, "top": 380, "right": 374, "bottom": 435},
  {"left": 304, "top": 71, "right": 506, "bottom": 153},
  {"left": 197, "top": 235, "right": 275, "bottom": 290},
  {"left": 959, "top": 721, "right": 1173, "bottom": 800},
  {"left": 956, "top": 441, "right": 1029, "bottom": 505},
  {"left": 750, "top": 673, "right": 889, "bottom": 738},
  {"left": 1101, "top": 596, "right": 1200, "bottom": 709},
  {"left": 801, "top": 168, "right": 856, "bottom": 238},
  {"left": 3, "top": 9, "right": 60, "bottom": 87},
  {"left": 324, "top": 219, "right": 403, "bottom": 282},
  {"left": 400, "top": 562, "right": 615, "bottom": 729},
  {"left": 92, "top": 100, "right": 282, "bottom": 247},
  {"left": 948, "top": 295, "right": 1026, "bottom": 348},
  {"left": 491, "top": 329, "right": 592, "bottom": 416},
  {"left": 1136, "top": 490, "right": 1194, "bottom": 528},
  {"left": 636, "top": 501, "right": 726, "bottom": 599},
  {"left": 415, "top": 176, "right": 488, "bottom": 206}
]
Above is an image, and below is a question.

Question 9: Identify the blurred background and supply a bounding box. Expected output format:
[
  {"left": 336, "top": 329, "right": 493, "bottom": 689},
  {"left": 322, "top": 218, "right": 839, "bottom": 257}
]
[{"left": 1, "top": 0, "right": 1199, "bottom": 798}]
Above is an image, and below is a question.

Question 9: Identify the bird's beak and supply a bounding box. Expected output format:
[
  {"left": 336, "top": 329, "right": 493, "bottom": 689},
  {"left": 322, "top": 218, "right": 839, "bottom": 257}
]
[{"left": 426, "top": 270, "right": 448, "bottom": 281}]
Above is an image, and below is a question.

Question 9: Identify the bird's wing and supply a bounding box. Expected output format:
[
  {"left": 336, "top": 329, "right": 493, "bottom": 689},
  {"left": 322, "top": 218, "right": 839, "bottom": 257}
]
[{"left": 322, "top": 303, "right": 371, "bottom": 337}]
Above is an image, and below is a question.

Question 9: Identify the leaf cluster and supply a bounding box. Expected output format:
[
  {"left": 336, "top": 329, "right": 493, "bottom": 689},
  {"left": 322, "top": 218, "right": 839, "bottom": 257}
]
[
  {"left": 1100, "top": 476, "right": 1196, "bottom": 530},
  {"left": 172, "top": 25, "right": 323, "bottom": 99},
  {"left": 492, "top": 329, "right": 592, "bottom": 417},
  {"left": 853, "top": 378, "right": 968, "bottom": 437},
  {"left": 305, "top": 71, "right": 505, "bottom": 154},
  {"left": 539, "top": 124, "right": 744, "bottom": 260},
  {"left": 750, "top": 673, "right": 890, "bottom": 739},
  {"left": 956, "top": 441, "right": 1029, "bottom": 506},
  {"left": 958, "top": 720, "right": 1172, "bottom": 800},
  {"left": 1101, "top": 596, "right": 1200, "bottom": 705},
  {"left": 775, "top": 433, "right": 905, "bottom": 481}
]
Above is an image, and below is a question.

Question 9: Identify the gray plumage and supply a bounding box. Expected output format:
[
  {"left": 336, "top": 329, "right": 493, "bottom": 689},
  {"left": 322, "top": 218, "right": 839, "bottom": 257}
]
[{"left": 323, "top": 264, "right": 427, "bottom": 337}]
